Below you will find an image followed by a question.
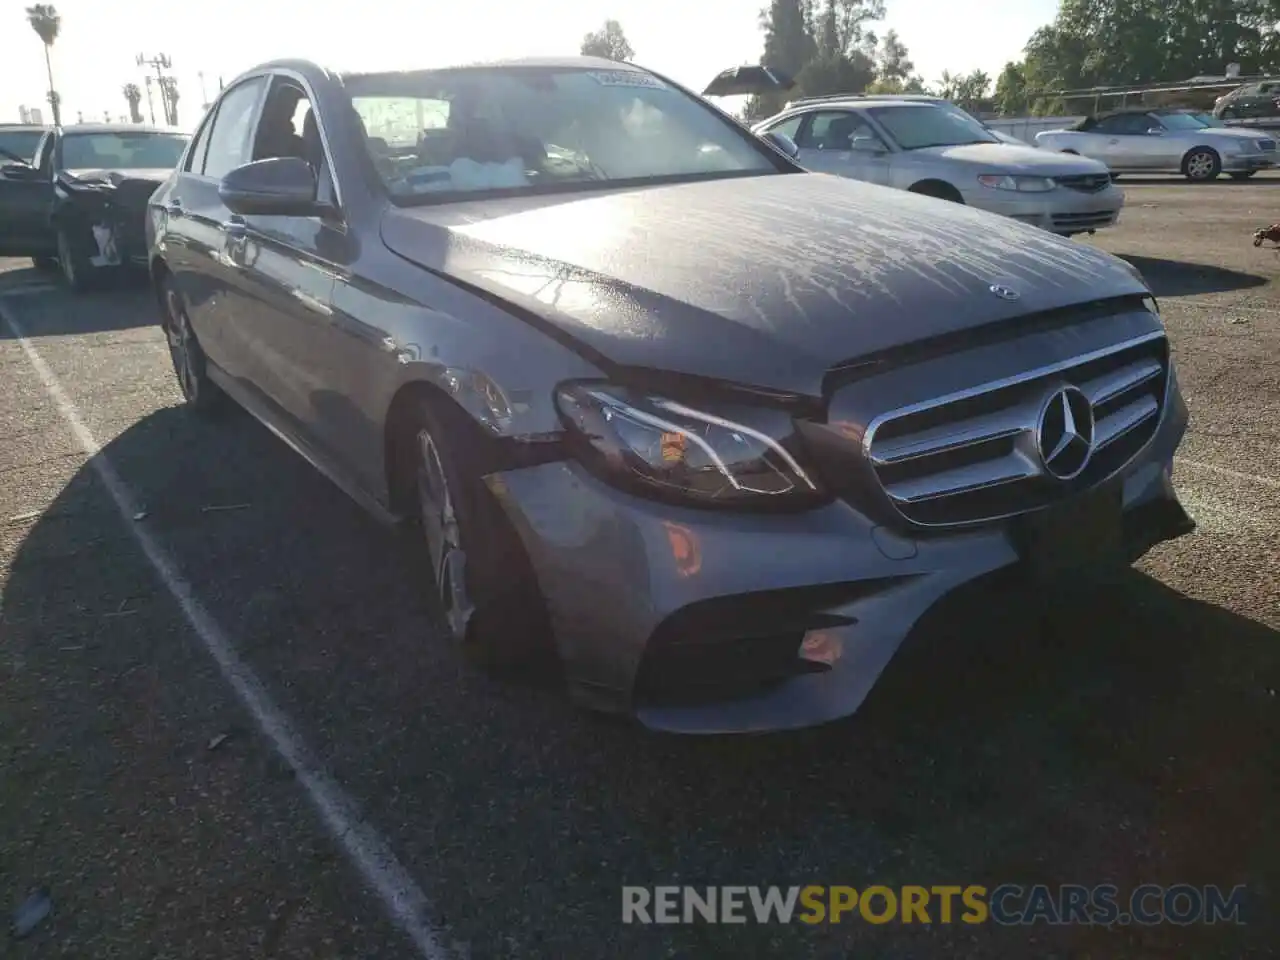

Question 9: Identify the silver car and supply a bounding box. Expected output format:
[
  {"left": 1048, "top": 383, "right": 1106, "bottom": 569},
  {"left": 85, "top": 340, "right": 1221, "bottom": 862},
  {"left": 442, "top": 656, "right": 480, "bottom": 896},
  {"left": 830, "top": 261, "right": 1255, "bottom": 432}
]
[
  {"left": 148, "top": 57, "right": 1192, "bottom": 733},
  {"left": 754, "top": 100, "right": 1124, "bottom": 236},
  {"left": 782, "top": 93, "right": 1028, "bottom": 145},
  {"left": 1035, "top": 109, "right": 1277, "bottom": 181}
]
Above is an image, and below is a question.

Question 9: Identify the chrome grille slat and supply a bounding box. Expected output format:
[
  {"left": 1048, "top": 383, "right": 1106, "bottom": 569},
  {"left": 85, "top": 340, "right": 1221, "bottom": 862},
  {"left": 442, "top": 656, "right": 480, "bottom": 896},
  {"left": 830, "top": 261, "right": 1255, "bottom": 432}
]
[
  {"left": 1081, "top": 357, "right": 1163, "bottom": 406},
  {"left": 1095, "top": 395, "right": 1159, "bottom": 450},
  {"left": 870, "top": 402, "right": 1036, "bottom": 465},
  {"left": 886, "top": 451, "right": 1039, "bottom": 503},
  {"left": 862, "top": 331, "right": 1169, "bottom": 527}
]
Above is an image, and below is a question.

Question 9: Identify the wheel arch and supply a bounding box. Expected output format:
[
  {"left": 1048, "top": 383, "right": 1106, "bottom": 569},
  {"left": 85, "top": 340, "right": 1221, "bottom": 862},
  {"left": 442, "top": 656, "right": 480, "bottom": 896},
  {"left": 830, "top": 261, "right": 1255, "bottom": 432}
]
[{"left": 907, "top": 178, "right": 964, "bottom": 202}]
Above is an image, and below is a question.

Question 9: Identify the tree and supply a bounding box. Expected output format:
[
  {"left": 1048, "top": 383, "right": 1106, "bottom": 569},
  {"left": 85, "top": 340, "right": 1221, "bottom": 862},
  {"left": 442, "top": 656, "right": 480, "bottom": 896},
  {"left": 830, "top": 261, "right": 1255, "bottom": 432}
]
[
  {"left": 936, "top": 69, "right": 991, "bottom": 111},
  {"left": 992, "top": 61, "right": 1029, "bottom": 115},
  {"left": 580, "top": 19, "right": 634, "bottom": 61},
  {"left": 122, "top": 83, "right": 143, "bottom": 124},
  {"left": 875, "top": 28, "right": 913, "bottom": 83},
  {"left": 26, "top": 4, "right": 62, "bottom": 126}
]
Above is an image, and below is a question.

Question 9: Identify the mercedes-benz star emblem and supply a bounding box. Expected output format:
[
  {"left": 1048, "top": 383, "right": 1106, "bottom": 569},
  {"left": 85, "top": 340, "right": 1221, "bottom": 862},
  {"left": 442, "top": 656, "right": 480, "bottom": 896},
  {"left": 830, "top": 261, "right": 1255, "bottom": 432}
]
[
  {"left": 1036, "top": 386, "right": 1095, "bottom": 480},
  {"left": 989, "top": 284, "right": 1021, "bottom": 301}
]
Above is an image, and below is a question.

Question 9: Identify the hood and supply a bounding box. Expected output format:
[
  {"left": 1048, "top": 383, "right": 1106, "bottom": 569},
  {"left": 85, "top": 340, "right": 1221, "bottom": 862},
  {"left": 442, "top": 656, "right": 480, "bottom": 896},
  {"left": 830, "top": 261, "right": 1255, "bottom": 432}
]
[
  {"left": 380, "top": 173, "right": 1147, "bottom": 396},
  {"left": 63, "top": 167, "right": 170, "bottom": 185},
  {"left": 914, "top": 141, "right": 1107, "bottom": 174}
]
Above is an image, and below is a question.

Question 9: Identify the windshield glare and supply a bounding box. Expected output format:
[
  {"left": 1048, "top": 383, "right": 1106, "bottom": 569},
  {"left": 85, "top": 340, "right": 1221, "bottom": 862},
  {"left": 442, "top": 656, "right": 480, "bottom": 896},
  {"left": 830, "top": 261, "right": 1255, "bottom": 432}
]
[
  {"left": 61, "top": 132, "right": 189, "bottom": 170},
  {"left": 1157, "top": 113, "right": 1211, "bottom": 131},
  {"left": 868, "top": 104, "right": 997, "bottom": 149},
  {"left": 343, "top": 66, "right": 778, "bottom": 201}
]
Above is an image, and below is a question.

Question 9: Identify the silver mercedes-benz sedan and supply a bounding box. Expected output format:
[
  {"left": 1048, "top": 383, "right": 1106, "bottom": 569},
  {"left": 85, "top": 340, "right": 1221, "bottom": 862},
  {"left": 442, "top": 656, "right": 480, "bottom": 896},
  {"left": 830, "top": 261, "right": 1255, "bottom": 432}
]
[
  {"left": 147, "top": 56, "right": 1193, "bottom": 733},
  {"left": 1036, "top": 108, "right": 1277, "bottom": 180},
  {"left": 753, "top": 100, "right": 1124, "bottom": 236}
]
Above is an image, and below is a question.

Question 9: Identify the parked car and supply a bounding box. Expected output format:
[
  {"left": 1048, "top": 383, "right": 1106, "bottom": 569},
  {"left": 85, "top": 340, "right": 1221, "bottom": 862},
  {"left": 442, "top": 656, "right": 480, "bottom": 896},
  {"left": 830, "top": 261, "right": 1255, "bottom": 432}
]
[
  {"left": 1035, "top": 108, "right": 1276, "bottom": 181},
  {"left": 148, "top": 56, "right": 1192, "bottom": 733},
  {"left": 0, "top": 123, "right": 189, "bottom": 290},
  {"left": 0, "top": 122, "right": 49, "bottom": 165},
  {"left": 780, "top": 93, "right": 1028, "bottom": 145},
  {"left": 752, "top": 99, "right": 1123, "bottom": 236},
  {"left": 1212, "top": 80, "right": 1280, "bottom": 121}
]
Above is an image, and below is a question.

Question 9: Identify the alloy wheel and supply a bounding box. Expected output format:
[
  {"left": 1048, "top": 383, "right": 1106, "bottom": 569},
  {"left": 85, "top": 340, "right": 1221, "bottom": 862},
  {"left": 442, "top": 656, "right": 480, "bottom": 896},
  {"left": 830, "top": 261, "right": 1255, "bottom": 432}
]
[
  {"left": 165, "top": 288, "right": 199, "bottom": 403},
  {"left": 415, "top": 427, "right": 474, "bottom": 643},
  {"left": 1186, "top": 151, "right": 1216, "bottom": 180}
]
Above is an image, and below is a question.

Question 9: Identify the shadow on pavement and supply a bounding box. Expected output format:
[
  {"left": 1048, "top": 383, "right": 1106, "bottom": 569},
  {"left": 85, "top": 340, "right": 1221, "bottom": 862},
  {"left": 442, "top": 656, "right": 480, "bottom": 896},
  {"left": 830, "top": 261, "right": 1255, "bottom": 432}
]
[
  {"left": 0, "top": 275, "right": 153, "bottom": 338},
  {"left": 1118, "top": 254, "right": 1269, "bottom": 297},
  {"left": 4, "top": 405, "right": 1275, "bottom": 958}
]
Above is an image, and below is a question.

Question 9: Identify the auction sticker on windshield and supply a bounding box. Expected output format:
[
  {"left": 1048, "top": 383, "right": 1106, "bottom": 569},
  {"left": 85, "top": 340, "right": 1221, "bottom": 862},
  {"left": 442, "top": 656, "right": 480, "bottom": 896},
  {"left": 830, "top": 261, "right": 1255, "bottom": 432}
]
[{"left": 588, "top": 70, "right": 667, "bottom": 89}]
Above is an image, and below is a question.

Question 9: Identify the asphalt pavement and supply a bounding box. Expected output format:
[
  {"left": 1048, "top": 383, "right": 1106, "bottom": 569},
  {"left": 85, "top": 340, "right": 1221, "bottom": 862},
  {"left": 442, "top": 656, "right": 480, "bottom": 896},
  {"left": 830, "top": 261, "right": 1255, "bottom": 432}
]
[{"left": 1, "top": 174, "right": 1277, "bottom": 958}]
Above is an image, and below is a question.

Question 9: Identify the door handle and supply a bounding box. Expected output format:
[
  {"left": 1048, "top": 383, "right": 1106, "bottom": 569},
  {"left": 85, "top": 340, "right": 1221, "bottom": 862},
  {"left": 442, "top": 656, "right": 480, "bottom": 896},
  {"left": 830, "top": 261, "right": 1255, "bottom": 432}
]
[
  {"left": 1108, "top": 138, "right": 1119, "bottom": 144},
  {"left": 165, "top": 198, "right": 184, "bottom": 217}
]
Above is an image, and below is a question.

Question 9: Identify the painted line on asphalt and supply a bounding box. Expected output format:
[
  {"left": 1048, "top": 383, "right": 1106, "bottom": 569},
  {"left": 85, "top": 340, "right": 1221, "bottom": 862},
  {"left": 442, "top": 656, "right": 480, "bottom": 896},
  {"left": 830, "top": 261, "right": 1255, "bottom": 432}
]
[
  {"left": 0, "top": 303, "right": 451, "bottom": 960},
  {"left": 1175, "top": 457, "right": 1280, "bottom": 490}
]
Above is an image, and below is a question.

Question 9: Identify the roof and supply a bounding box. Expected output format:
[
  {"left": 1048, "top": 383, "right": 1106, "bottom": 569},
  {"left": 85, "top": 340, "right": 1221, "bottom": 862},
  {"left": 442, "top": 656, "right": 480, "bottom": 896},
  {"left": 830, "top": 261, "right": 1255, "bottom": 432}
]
[
  {"left": 59, "top": 123, "right": 187, "bottom": 135},
  {"left": 0, "top": 123, "right": 49, "bottom": 131},
  {"left": 341, "top": 55, "right": 639, "bottom": 79},
  {"left": 786, "top": 98, "right": 937, "bottom": 112}
]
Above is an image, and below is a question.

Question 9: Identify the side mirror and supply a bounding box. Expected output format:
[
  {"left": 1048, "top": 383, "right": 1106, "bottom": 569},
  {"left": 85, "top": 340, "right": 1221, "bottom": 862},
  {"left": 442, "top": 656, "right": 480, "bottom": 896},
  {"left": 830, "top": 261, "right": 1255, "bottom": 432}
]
[
  {"left": 218, "top": 157, "right": 321, "bottom": 217},
  {"left": 760, "top": 131, "right": 800, "bottom": 159},
  {"left": 1146, "top": 127, "right": 1164, "bottom": 135},
  {"left": 1, "top": 163, "right": 41, "bottom": 180}
]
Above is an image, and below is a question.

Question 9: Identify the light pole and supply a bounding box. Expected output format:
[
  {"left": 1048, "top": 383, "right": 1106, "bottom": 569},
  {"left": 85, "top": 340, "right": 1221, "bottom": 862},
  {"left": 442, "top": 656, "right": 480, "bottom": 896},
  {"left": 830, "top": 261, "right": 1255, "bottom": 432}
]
[
  {"left": 136, "top": 52, "right": 173, "bottom": 124},
  {"left": 143, "top": 76, "right": 156, "bottom": 124},
  {"left": 198, "top": 71, "right": 210, "bottom": 110}
]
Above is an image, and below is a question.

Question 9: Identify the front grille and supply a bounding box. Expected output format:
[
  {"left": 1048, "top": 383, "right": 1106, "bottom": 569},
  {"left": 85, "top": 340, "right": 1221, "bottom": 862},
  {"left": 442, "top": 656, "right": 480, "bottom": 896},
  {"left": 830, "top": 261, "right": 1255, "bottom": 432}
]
[
  {"left": 1052, "top": 210, "right": 1118, "bottom": 230},
  {"left": 864, "top": 333, "right": 1169, "bottom": 528},
  {"left": 1258, "top": 139, "right": 1276, "bottom": 152},
  {"left": 1054, "top": 173, "right": 1111, "bottom": 193}
]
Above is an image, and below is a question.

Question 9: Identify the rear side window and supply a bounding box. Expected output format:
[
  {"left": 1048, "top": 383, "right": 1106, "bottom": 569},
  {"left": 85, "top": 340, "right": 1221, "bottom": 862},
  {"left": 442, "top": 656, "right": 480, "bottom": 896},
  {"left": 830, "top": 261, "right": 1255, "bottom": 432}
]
[
  {"left": 764, "top": 114, "right": 803, "bottom": 143},
  {"left": 201, "top": 77, "right": 266, "bottom": 179}
]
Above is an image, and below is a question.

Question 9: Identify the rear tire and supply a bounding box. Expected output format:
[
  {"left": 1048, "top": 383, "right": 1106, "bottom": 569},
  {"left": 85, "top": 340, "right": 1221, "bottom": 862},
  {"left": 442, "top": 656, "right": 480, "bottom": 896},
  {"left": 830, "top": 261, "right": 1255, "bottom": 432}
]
[
  {"left": 160, "top": 278, "right": 224, "bottom": 414},
  {"left": 405, "top": 397, "right": 554, "bottom": 674},
  {"left": 1182, "top": 148, "right": 1221, "bottom": 182}
]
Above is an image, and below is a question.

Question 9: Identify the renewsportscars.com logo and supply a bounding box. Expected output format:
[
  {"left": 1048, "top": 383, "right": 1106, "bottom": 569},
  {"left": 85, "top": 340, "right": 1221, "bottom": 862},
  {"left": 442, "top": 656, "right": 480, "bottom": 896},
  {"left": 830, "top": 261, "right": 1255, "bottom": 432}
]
[{"left": 622, "top": 884, "right": 1247, "bottom": 926}]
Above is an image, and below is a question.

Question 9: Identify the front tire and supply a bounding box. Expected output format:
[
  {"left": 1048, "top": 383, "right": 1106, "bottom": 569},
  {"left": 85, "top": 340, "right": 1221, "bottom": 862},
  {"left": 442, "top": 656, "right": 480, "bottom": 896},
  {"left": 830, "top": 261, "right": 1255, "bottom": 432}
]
[
  {"left": 407, "top": 397, "right": 552, "bottom": 673},
  {"left": 55, "top": 226, "right": 94, "bottom": 293},
  {"left": 161, "top": 278, "right": 224, "bottom": 414},
  {"left": 1182, "top": 148, "right": 1221, "bottom": 182}
]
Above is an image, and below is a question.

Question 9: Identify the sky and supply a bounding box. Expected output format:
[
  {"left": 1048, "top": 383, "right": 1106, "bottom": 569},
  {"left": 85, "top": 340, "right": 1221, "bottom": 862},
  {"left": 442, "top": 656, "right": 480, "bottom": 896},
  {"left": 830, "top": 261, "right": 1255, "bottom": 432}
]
[{"left": 2, "top": 0, "right": 1059, "bottom": 128}]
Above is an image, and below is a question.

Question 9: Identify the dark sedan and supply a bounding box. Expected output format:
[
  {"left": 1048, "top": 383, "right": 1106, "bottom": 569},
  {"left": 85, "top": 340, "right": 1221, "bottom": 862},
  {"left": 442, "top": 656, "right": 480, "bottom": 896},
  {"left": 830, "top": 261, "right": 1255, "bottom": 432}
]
[
  {"left": 0, "top": 123, "right": 189, "bottom": 291},
  {"left": 147, "top": 57, "right": 1193, "bottom": 733}
]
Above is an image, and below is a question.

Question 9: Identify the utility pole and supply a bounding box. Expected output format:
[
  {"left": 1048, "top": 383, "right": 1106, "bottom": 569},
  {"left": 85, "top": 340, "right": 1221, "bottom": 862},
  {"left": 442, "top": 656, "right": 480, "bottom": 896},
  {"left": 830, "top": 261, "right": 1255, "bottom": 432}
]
[
  {"left": 143, "top": 76, "right": 156, "bottom": 124},
  {"left": 136, "top": 52, "right": 173, "bottom": 124},
  {"left": 198, "top": 71, "right": 210, "bottom": 110}
]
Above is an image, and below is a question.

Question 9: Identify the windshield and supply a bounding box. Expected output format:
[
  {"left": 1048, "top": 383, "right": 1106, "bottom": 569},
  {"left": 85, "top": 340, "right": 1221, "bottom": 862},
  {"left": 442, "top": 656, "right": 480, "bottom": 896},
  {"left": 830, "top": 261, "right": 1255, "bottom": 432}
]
[
  {"left": 1157, "top": 113, "right": 1212, "bottom": 131},
  {"left": 343, "top": 66, "right": 780, "bottom": 202},
  {"left": 61, "top": 132, "right": 189, "bottom": 170},
  {"left": 0, "top": 129, "right": 45, "bottom": 164},
  {"left": 1193, "top": 113, "right": 1225, "bottom": 127},
  {"left": 867, "top": 104, "right": 997, "bottom": 149}
]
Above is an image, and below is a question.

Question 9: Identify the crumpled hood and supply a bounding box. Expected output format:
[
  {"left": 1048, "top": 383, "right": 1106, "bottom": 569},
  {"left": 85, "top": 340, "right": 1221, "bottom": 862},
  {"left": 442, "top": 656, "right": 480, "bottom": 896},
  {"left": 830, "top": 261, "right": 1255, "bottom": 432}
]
[
  {"left": 914, "top": 142, "right": 1109, "bottom": 174},
  {"left": 62, "top": 167, "right": 170, "bottom": 186},
  {"left": 381, "top": 172, "right": 1148, "bottom": 395}
]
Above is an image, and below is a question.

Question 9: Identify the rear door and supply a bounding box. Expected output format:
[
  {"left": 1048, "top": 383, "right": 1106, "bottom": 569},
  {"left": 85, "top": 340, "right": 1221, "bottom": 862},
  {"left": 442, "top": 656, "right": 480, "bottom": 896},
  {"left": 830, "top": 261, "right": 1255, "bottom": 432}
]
[
  {"left": 162, "top": 75, "right": 268, "bottom": 380},
  {"left": 0, "top": 132, "right": 56, "bottom": 257}
]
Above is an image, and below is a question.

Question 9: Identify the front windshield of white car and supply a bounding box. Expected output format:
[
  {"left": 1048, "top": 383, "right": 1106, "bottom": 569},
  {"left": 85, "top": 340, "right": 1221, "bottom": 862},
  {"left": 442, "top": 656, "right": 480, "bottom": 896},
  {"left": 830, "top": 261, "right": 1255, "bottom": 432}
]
[
  {"left": 867, "top": 104, "right": 998, "bottom": 149},
  {"left": 1157, "top": 113, "right": 1212, "bottom": 131},
  {"left": 1193, "top": 113, "right": 1225, "bottom": 127},
  {"left": 342, "top": 66, "right": 782, "bottom": 203}
]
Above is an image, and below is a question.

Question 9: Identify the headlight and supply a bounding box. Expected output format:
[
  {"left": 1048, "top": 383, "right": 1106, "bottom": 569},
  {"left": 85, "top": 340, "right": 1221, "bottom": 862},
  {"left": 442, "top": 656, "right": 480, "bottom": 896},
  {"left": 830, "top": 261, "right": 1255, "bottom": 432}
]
[
  {"left": 554, "top": 382, "right": 825, "bottom": 509},
  {"left": 977, "top": 174, "right": 1057, "bottom": 192}
]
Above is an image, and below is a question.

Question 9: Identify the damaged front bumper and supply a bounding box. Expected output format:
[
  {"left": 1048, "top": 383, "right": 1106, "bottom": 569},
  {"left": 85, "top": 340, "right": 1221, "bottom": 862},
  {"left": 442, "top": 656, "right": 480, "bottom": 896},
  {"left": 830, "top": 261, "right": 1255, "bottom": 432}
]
[{"left": 486, "top": 375, "right": 1192, "bottom": 735}]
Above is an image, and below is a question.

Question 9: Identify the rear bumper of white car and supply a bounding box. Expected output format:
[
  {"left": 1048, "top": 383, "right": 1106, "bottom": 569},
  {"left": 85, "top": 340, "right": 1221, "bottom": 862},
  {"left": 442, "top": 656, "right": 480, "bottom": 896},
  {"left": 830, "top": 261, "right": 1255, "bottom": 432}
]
[{"left": 962, "top": 182, "right": 1124, "bottom": 236}]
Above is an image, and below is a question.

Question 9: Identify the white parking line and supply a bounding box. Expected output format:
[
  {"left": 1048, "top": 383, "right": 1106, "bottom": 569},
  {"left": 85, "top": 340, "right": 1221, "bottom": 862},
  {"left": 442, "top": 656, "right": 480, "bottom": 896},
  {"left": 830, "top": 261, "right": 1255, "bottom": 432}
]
[
  {"left": 0, "top": 305, "right": 450, "bottom": 960},
  {"left": 1175, "top": 457, "right": 1280, "bottom": 490}
]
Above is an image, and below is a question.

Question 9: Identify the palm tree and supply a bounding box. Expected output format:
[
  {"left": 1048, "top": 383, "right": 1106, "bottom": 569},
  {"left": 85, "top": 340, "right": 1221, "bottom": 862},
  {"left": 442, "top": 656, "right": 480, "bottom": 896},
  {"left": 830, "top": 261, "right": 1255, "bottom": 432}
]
[
  {"left": 26, "top": 4, "right": 62, "bottom": 126},
  {"left": 122, "top": 83, "right": 143, "bottom": 123}
]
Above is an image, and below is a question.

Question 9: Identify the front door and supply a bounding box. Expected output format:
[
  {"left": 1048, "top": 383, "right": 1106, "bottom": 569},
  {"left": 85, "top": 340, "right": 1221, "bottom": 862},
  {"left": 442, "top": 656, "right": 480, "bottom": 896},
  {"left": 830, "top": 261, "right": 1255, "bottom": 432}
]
[
  {"left": 0, "top": 134, "right": 56, "bottom": 257},
  {"left": 790, "top": 110, "right": 892, "bottom": 186}
]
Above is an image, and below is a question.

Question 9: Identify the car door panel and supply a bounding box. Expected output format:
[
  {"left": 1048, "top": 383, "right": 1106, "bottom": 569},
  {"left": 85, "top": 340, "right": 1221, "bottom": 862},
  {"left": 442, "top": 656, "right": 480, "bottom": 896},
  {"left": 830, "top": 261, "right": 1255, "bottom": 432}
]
[{"left": 0, "top": 134, "right": 56, "bottom": 256}]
